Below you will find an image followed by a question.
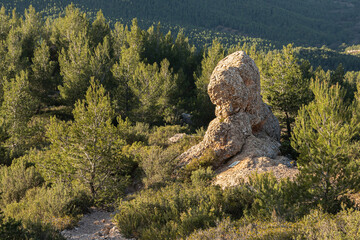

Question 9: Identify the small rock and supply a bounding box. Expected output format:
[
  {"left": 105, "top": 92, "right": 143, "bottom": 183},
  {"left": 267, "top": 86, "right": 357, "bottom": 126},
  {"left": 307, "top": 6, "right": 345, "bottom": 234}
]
[
  {"left": 109, "top": 227, "right": 119, "bottom": 237},
  {"left": 168, "top": 133, "right": 186, "bottom": 144}
]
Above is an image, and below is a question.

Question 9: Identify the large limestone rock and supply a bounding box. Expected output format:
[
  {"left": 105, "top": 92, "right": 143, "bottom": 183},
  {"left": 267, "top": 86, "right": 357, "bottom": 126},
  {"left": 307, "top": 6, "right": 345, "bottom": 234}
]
[{"left": 178, "top": 51, "right": 296, "bottom": 187}]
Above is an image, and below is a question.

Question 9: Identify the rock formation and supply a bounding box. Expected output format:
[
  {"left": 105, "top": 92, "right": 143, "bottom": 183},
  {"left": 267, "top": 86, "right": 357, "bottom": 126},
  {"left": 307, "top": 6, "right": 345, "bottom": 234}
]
[{"left": 178, "top": 51, "right": 297, "bottom": 187}]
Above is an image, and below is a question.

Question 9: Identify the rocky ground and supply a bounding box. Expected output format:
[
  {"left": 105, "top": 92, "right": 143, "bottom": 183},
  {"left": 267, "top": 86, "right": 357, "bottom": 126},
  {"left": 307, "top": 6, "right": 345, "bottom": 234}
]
[{"left": 61, "top": 208, "right": 131, "bottom": 240}]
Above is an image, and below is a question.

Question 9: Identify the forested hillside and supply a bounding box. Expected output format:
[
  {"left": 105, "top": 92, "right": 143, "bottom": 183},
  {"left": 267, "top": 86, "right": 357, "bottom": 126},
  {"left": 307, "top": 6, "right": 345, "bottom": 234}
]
[
  {"left": 0, "top": 3, "right": 360, "bottom": 240},
  {"left": 2, "top": 0, "right": 360, "bottom": 47}
]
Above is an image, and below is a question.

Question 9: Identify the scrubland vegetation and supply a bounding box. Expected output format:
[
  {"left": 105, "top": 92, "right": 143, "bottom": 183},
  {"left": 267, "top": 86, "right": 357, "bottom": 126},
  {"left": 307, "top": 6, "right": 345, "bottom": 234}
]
[{"left": 0, "top": 3, "right": 360, "bottom": 239}]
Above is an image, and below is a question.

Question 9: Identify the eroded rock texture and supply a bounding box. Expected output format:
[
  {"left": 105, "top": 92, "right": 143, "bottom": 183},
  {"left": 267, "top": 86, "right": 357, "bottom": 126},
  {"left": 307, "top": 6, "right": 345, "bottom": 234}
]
[{"left": 178, "top": 51, "right": 296, "bottom": 187}]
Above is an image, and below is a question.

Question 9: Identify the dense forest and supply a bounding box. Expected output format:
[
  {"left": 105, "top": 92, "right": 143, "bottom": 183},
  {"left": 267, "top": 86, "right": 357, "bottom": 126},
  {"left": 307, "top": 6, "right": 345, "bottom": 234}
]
[
  {"left": 2, "top": 0, "right": 360, "bottom": 73},
  {"left": 2, "top": 0, "right": 360, "bottom": 47},
  {"left": 0, "top": 3, "right": 360, "bottom": 240}
]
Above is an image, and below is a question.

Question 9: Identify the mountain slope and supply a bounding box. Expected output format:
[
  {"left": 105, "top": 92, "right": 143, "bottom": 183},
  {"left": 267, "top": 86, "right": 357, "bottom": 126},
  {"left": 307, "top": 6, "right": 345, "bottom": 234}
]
[{"left": 1, "top": 0, "right": 360, "bottom": 47}]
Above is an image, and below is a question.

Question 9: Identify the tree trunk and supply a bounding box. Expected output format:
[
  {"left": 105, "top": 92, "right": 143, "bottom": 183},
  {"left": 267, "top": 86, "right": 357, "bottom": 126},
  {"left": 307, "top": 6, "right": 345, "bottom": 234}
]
[{"left": 285, "top": 112, "right": 292, "bottom": 138}]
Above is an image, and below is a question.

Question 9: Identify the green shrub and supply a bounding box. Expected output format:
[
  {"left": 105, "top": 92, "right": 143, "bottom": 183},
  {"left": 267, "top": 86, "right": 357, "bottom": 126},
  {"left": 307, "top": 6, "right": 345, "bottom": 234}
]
[
  {"left": 117, "top": 117, "right": 150, "bottom": 144},
  {"left": 137, "top": 134, "right": 202, "bottom": 188},
  {"left": 0, "top": 211, "right": 27, "bottom": 240},
  {"left": 187, "top": 218, "right": 300, "bottom": 240},
  {"left": 184, "top": 149, "right": 217, "bottom": 176},
  {"left": 148, "top": 125, "right": 188, "bottom": 147},
  {"left": 0, "top": 210, "right": 65, "bottom": 240},
  {"left": 248, "top": 172, "right": 308, "bottom": 221},
  {"left": 21, "top": 221, "right": 66, "bottom": 240},
  {"left": 115, "top": 168, "right": 254, "bottom": 239},
  {"left": 114, "top": 181, "right": 224, "bottom": 239},
  {"left": 190, "top": 167, "right": 215, "bottom": 187},
  {"left": 0, "top": 159, "right": 44, "bottom": 206},
  {"left": 4, "top": 182, "right": 90, "bottom": 230},
  {"left": 223, "top": 185, "right": 254, "bottom": 220},
  {"left": 298, "top": 208, "right": 360, "bottom": 239},
  {"left": 138, "top": 145, "right": 179, "bottom": 188}
]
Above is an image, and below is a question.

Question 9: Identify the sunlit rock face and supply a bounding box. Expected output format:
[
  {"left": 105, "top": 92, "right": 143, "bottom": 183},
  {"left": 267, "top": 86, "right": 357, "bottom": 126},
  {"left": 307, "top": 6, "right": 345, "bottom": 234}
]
[{"left": 177, "top": 51, "right": 296, "bottom": 187}]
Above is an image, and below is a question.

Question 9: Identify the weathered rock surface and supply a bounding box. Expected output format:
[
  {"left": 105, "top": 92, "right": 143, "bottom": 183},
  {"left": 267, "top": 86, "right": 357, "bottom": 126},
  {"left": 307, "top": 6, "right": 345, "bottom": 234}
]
[
  {"left": 214, "top": 156, "right": 298, "bottom": 187},
  {"left": 178, "top": 51, "right": 296, "bottom": 186}
]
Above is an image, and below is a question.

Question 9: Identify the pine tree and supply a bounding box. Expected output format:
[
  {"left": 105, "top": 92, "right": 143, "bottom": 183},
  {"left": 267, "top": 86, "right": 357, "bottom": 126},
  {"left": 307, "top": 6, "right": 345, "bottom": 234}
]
[
  {"left": 194, "top": 39, "right": 225, "bottom": 125},
  {"left": 89, "top": 36, "right": 112, "bottom": 86},
  {"left": 111, "top": 19, "right": 143, "bottom": 116},
  {"left": 50, "top": 4, "right": 89, "bottom": 50},
  {"left": 111, "top": 22, "right": 127, "bottom": 61},
  {"left": 58, "top": 30, "right": 91, "bottom": 104},
  {"left": 30, "top": 41, "right": 56, "bottom": 104},
  {"left": 21, "top": 6, "right": 43, "bottom": 61},
  {"left": 0, "top": 6, "right": 10, "bottom": 41},
  {"left": 89, "top": 10, "right": 110, "bottom": 48},
  {"left": 0, "top": 41, "right": 6, "bottom": 92},
  {"left": 262, "top": 44, "right": 312, "bottom": 136},
  {"left": 5, "top": 27, "right": 26, "bottom": 79},
  {"left": 130, "top": 59, "right": 176, "bottom": 123},
  {"left": 291, "top": 79, "right": 360, "bottom": 213},
  {"left": 0, "top": 71, "right": 38, "bottom": 159},
  {"left": 45, "top": 80, "right": 132, "bottom": 202}
]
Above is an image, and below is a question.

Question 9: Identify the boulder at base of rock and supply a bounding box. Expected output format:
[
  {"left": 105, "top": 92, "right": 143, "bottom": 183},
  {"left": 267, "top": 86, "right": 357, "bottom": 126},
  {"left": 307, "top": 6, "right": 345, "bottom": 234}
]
[{"left": 177, "top": 51, "right": 297, "bottom": 187}]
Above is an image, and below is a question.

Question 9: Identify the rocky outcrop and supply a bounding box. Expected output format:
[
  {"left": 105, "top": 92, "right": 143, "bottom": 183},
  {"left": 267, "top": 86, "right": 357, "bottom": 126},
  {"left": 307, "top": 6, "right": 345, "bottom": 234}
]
[{"left": 178, "top": 51, "right": 296, "bottom": 187}]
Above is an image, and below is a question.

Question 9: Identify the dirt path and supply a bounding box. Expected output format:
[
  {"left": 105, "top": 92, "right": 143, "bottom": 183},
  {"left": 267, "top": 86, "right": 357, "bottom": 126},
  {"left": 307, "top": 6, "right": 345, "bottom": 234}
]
[{"left": 61, "top": 208, "right": 130, "bottom": 240}]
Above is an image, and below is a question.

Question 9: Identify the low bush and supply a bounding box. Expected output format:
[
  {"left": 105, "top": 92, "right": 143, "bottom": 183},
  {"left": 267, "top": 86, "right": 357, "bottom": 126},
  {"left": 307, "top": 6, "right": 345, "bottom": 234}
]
[
  {"left": 115, "top": 169, "right": 253, "bottom": 239},
  {"left": 0, "top": 211, "right": 27, "bottom": 240},
  {"left": 138, "top": 145, "right": 179, "bottom": 188},
  {"left": 298, "top": 208, "right": 360, "bottom": 239},
  {"left": 0, "top": 210, "right": 65, "bottom": 240},
  {"left": 0, "top": 159, "right": 44, "bottom": 207},
  {"left": 190, "top": 167, "right": 215, "bottom": 187},
  {"left": 136, "top": 133, "right": 203, "bottom": 187},
  {"left": 248, "top": 172, "right": 309, "bottom": 221},
  {"left": 187, "top": 218, "right": 300, "bottom": 240},
  {"left": 115, "top": 183, "right": 222, "bottom": 239},
  {"left": 3, "top": 182, "right": 90, "bottom": 230},
  {"left": 184, "top": 149, "right": 217, "bottom": 176},
  {"left": 148, "top": 125, "right": 188, "bottom": 147},
  {"left": 117, "top": 118, "right": 150, "bottom": 144}
]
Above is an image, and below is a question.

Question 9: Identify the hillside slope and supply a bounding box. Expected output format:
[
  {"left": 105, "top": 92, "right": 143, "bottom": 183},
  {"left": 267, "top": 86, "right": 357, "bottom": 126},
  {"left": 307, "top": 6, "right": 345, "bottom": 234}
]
[{"left": 1, "top": 0, "right": 360, "bottom": 47}]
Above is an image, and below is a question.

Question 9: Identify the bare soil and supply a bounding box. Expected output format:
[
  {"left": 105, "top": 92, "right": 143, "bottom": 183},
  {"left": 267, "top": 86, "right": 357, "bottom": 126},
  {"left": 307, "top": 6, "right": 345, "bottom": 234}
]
[{"left": 61, "top": 208, "right": 131, "bottom": 240}]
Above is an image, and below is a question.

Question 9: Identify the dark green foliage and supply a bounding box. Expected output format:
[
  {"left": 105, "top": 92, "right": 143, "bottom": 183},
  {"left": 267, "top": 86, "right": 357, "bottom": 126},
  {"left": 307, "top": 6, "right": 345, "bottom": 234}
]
[
  {"left": 0, "top": 70, "right": 40, "bottom": 160},
  {"left": 89, "top": 10, "right": 110, "bottom": 47},
  {"left": 298, "top": 208, "right": 360, "bottom": 239},
  {"left": 116, "top": 118, "right": 150, "bottom": 144},
  {"left": 295, "top": 46, "right": 360, "bottom": 72},
  {"left": 248, "top": 172, "right": 309, "bottom": 221},
  {"left": 189, "top": 208, "right": 360, "bottom": 239},
  {"left": 261, "top": 44, "right": 313, "bottom": 137},
  {"left": 4, "top": 0, "right": 360, "bottom": 47},
  {"left": 292, "top": 79, "right": 360, "bottom": 213},
  {"left": 0, "top": 212, "right": 31, "bottom": 240},
  {"left": 30, "top": 41, "right": 57, "bottom": 105},
  {"left": 58, "top": 30, "right": 92, "bottom": 104},
  {"left": 194, "top": 39, "right": 224, "bottom": 126}
]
